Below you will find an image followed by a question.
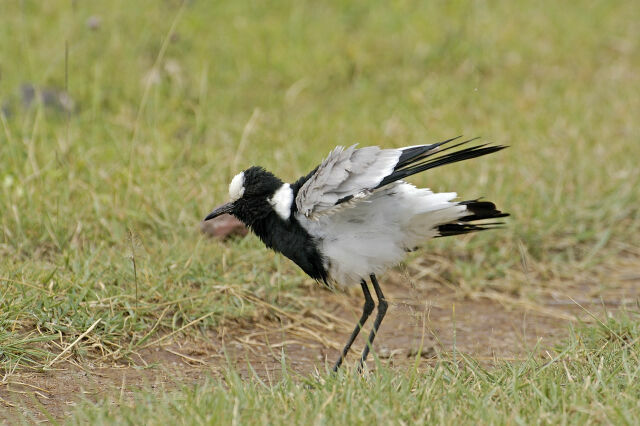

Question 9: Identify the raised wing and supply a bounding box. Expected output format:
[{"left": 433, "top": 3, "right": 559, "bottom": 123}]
[
  {"left": 294, "top": 144, "right": 401, "bottom": 217},
  {"left": 294, "top": 137, "right": 506, "bottom": 219}
]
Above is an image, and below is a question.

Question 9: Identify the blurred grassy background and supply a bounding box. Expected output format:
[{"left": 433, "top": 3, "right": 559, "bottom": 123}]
[{"left": 0, "top": 0, "right": 639, "bottom": 368}]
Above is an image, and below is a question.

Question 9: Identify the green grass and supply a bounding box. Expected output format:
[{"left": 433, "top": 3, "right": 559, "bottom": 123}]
[
  {"left": 1, "top": 0, "right": 639, "bottom": 421},
  {"left": 66, "top": 313, "right": 640, "bottom": 425}
]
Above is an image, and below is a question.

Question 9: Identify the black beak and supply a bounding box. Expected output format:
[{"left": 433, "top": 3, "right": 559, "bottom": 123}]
[{"left": 204, "top": 203, "right": 234, "bottom": 221}]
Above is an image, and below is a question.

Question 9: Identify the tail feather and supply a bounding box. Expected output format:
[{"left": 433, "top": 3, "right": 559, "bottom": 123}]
[
  {"left": 459, "top": 199, "right": 510, "bottom": 222},
  {"left": 385, "top": 137, "right": 510, "bottom": 238},
  {"left": 436, "top": 199, "right": 509, "bottom": 238},
  {"left": 436, "top": 222, "right": 505, "bottom": 237}
]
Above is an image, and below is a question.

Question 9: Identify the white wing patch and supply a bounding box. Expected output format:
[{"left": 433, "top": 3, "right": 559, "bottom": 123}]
[
  {"left": 269, "top": 183, "right": 293, "bottom": 220},
  {"left": 229, "top": 172, "right": 245, "bottom": 201}
]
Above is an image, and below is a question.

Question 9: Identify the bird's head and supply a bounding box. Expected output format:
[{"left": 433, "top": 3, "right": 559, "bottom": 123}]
[{"left": 204, "top": 166, "right": 285, "bottom": 225}]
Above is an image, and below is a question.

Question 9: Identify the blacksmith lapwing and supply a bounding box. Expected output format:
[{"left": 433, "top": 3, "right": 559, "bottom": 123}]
[{"left": 204, "top": 136, "right": 508, "bottom": 371}]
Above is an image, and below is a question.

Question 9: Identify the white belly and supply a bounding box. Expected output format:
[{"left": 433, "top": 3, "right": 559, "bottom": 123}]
[{"left": 297, "top": 182, "right": 467, "bottom": 287}]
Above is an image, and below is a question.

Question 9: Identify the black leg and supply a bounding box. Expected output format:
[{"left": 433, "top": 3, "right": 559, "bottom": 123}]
[
  {"left": 332, "top": 280, "right": 375, "bottom": 372},
  {"left": 358, "top": 274, "right": 388, "bottom": 371}
]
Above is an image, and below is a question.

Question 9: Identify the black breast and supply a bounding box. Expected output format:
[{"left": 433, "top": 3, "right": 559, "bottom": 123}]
[{"left": 245, "top": 212, "right": 328, "bottom": 285}]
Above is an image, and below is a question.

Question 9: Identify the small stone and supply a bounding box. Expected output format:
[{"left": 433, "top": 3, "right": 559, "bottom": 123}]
[
  {"left": 86, "top": 15, "right": 102, "bottom": 30},
  {"left": 407, "top": 345, "right": 436, "bottom": 358},
  {"left": 377, "top": 347, "right": 391, "bottom": 359},
  {"left": 21, "top": 83, "right": 36, "bottom": 108}
]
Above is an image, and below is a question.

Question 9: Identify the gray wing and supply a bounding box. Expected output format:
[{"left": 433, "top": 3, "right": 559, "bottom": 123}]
[
  {"left": 295, "top": 145, "right": 402, "bottom": 218},
  {"left": 295, "top": 137, "right": 506, "bottom": 219}
]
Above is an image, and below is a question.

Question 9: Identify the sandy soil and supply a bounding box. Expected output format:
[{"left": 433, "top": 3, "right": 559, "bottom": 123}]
[{"left": 2, "top": 264, "right": 639, "bottom": 422}]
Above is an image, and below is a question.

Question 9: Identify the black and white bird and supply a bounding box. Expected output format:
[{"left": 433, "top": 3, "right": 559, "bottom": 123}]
[{"left": 204, "top": 136, "right": 508, "bottom": 371}]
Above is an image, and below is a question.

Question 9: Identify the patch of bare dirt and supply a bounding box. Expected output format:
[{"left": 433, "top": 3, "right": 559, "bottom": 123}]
[{"left": 2, "top": 263, "right": 639, "bottom": 423}]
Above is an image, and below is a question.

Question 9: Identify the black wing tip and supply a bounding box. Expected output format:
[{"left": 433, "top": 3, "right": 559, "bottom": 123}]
[
  {"left": 378, "top": 137, "right": 508, "bottom": 188},
  {"left": 434, "top": 138, "right": 509, "bottom": 157},
  {"left": 396, "top": 137, "right": 460, "bottom": 168},
  {"left": 431, "top": 136, "right": 508, "bottom": 152}
]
